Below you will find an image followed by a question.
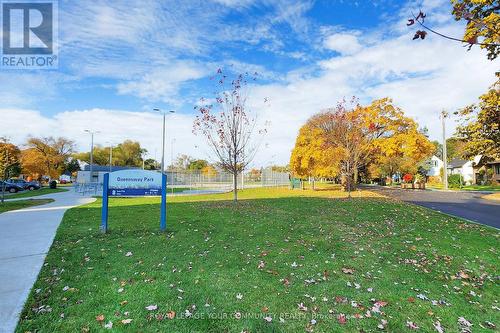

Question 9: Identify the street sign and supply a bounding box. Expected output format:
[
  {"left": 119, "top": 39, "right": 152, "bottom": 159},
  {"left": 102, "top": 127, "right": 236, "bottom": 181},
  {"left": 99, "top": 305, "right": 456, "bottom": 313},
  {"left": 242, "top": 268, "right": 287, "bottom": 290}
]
[{"left": 101, "top": 170, "right": 167, "bottom": 233}]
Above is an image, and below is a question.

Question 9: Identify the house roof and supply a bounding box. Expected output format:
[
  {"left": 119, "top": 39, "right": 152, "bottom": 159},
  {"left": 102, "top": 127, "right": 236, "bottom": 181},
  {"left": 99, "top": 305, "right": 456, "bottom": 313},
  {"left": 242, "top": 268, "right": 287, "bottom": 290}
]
[
  {"left": 83, "top": 165, "right": 139, "bottom": 172},
  {"left": 447, "top": 158, "right": 468, "bottom": 168}
]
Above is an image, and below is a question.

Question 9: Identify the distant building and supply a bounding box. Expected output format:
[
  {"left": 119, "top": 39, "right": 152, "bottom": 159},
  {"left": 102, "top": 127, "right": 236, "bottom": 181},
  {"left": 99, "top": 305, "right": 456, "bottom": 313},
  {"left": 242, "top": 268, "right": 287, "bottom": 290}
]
[
  {"left": 487, "top": 160, "right": 500, "bottom": 185},
  {"left": 447, "top": 158, "right": 474, "bottom": 184},
  {"left": 77, "top": 165, "right": 139, "bottom": 184},
  {"left": 426, "top": 155, "right": 443, "bottom": 177},
  {"left": 472, "top": 155, "right": 500, "bottom": 185}
]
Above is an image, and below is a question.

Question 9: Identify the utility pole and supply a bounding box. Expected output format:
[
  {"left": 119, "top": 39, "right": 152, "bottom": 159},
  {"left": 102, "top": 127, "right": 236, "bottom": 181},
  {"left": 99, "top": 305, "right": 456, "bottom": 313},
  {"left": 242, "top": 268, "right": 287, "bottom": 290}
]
[{"left": 441, "top": 110, "right": 448, "bottom": 190}]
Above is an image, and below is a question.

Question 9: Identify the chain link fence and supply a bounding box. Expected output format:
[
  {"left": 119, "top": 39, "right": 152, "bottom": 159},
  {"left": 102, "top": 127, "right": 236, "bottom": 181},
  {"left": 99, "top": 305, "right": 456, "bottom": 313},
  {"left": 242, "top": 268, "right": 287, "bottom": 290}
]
[
  {"left": 167, "top": 169, "right": 290, "bottom": 190},
  {"left": 74, "top": 168, "right": 291, "bottom": 196}
]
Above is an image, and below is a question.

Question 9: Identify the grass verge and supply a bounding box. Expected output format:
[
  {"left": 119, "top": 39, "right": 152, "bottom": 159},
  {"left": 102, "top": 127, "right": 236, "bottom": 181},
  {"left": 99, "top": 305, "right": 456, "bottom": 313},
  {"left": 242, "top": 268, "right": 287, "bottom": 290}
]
[
  {"left": 0, "top": 199, "right": 54, "bottom": 213},
  {"left": 17, "top": 188, "right": 499, "bottom": 332}
]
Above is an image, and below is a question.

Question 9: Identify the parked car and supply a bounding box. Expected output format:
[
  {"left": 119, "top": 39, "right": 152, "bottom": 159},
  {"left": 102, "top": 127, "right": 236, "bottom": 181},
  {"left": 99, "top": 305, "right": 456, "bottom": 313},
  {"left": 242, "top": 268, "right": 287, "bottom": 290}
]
[
  {"left": 7, "top": 178, "right": 41, "bottom": 191},
  {"left": 0, "top": 181, "right": 24, "bottom": 193}
]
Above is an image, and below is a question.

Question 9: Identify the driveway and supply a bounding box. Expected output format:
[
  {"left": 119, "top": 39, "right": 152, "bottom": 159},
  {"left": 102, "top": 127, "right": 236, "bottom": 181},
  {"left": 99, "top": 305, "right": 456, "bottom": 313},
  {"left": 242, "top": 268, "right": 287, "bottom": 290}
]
[
  {"left": 0, "top": 190, "right": 95, "bottom": 333},
  {"left": 364, "top": 185, "right": 500, "bottom": 229}
]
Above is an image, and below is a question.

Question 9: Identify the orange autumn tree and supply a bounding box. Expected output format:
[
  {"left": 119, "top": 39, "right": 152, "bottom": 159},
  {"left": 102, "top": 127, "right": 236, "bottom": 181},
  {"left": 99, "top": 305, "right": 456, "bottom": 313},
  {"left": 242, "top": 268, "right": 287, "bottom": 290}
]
[
  {"left": 290, "top": 98, "right": 435, "bottom": 191},
  {"left": 22, "top": 137, "right": 75, "bottom": 180}
]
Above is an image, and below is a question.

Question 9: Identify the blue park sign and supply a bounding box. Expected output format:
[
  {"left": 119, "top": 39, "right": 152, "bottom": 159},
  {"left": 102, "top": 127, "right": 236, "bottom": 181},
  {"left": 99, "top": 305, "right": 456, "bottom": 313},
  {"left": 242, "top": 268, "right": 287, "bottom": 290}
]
[{"left": 101, "top": 170, "right": 167, "bottom": 233}]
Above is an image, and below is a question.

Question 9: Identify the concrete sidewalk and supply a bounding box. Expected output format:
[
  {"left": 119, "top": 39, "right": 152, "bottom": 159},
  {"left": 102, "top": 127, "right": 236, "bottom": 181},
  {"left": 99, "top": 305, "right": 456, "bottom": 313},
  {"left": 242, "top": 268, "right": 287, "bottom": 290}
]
[{"left": 0, "top": 190, "right": 95, "bottom": 333}]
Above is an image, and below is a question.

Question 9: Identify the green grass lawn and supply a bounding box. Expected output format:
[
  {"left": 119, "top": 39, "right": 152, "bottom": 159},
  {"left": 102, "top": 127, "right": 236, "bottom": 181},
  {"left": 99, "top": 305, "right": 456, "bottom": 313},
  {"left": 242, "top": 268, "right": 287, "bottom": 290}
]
[
  {"left": 0, "top": 199, "right": 54, "bottom": 213},
  {"left": 168, "top": 187, "right": 194, "bottom": 194},
  {"left": 4, "top": 187, "right": 67, "bottom": 199},
  {"left": 16, "top": 188, "right": 499, "bottom": 332}
]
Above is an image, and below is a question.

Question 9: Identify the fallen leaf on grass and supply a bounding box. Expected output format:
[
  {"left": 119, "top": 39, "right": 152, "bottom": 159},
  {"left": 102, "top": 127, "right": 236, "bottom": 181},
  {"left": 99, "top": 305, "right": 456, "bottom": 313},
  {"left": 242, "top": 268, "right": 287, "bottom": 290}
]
[
  {"left": 125, "top": 252, "right": 133, "bottom": 257},
  {"left": 167, "top": 311, "right": 176, "bottom": 319},
  {"left": 338, "top": 313, "right": 347, "bottom": 324},
  {"left": 145, "top": 304, "right": 158, "bottom": 311},
  {"left": 104, "top": 321, "right": 113, "bottom": 329},
  {"left": 342, "top": 267, "right": 355, "bottom": 274},
  {"left": 121, "top": 319, "right": 132, "bottom": 324},
  {"left": 406, "top": 321, "right": 419, "bottom": 330},
  {"left": 96, "top": 314, "right": 105, "bottom": 322},
  {"left": 433, "top": 321, "right": 444, "bottom": 333}
]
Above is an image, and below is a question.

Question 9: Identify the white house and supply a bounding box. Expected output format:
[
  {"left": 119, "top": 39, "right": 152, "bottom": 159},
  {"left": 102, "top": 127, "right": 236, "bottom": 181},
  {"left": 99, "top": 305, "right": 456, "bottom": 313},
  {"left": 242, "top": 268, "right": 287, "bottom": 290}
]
[
  {"left": 447, "top": 158, "right": 474, "bottom": 184},
  {"left": 426, "top": 155, "right": 443, "bottom": 177}
]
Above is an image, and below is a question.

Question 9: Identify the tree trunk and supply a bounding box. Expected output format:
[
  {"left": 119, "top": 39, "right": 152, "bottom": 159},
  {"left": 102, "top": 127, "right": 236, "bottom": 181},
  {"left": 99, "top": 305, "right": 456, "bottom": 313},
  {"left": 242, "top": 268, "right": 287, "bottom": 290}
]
[
  {"left": 353, "top": 168, "right": 358, "bottom": 188},
  {"left": 233, "top": 172, "right": 238, "bottom": 202}
]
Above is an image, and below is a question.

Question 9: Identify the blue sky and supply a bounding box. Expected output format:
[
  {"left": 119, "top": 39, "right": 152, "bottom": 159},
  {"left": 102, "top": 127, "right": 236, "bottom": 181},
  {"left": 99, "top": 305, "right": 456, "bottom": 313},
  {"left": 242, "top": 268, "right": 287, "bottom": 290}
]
[{"left": 2, "top": 0, "right": 498, "bottom": 166}]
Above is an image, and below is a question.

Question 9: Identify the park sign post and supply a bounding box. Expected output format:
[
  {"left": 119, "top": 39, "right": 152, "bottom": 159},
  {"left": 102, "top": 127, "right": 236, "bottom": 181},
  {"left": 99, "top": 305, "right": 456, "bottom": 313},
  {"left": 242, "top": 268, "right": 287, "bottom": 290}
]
[{"left": 101, "top": 170, "right": 167, "bottom": 233}]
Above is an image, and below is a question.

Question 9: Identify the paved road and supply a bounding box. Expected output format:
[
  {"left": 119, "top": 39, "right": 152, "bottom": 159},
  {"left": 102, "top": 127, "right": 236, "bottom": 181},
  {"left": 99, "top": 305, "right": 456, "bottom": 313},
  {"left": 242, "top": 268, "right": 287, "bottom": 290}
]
[
  {"left": 364, "top": 185, "right": 500, "bottom": 229},
  {"left": 0, "top": 190, "right": 95, "bottom": 333}
]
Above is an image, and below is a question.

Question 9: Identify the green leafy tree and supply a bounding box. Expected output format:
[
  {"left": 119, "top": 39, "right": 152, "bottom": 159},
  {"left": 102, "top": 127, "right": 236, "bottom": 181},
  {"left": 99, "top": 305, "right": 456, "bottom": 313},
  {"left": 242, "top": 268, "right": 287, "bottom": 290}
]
[
  {"left": 75, "top": 140, "right": 147, "bottom": 167},
  {"left": 73, "top": 146, "right": 110, "bottom": 166},
  {"left": 113, "top": 140, "right": 147, "bottom": 167},
  {"left": 64, "top": 159, "right": 81, "bottom": 174},
  {"left": 144, "top": 158, "right": 159, "bottom": 170},
  {"left": 188, "top": 159, "right": 208, "bottom": 171}
]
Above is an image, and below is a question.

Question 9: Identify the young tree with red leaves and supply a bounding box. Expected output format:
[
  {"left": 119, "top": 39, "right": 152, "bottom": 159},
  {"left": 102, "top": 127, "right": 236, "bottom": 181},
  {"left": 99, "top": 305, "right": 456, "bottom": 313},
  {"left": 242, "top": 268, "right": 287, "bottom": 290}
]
[{"left": 193, "top": 69, "right": 267, "bottom": 202}]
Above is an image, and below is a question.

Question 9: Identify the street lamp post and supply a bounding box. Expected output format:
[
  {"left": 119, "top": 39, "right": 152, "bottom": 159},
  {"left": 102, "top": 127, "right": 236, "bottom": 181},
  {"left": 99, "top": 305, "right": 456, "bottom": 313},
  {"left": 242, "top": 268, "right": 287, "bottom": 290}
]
[
  {"left": 105, "top": 142, "right": 113, "bottom": 173},
  {"left": 153, "top": 109, "right": 175, "bottom": 175},
  {"left": 85, "top": 130, "right": 100, "bottom": 183}
]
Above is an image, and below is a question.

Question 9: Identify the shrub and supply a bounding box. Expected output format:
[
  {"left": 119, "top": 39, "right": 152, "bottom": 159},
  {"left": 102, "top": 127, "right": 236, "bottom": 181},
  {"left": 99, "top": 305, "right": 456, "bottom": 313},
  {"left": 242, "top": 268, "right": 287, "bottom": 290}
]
[
  {"left": 448, "top": 174, "right": 464, "bottom": 188},
  {"left": 414, "top": 174, "right": 425, "bottom": 183},
  {"left": 49, "top": 180, "right": 57, "bottom": 189}
]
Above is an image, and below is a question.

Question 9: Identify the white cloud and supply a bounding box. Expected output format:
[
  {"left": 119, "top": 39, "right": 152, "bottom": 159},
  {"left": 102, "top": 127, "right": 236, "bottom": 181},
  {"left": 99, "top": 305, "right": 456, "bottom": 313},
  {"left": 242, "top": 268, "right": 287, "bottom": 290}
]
[
  {"left": 116, "top": 61, "right": 208, "bottom": 103},
  {"left": 248, "top": 25, "right": 497, "bottom": 166},
  {"left": 323, "top": 32, "right": 362, "bottom": 55},
  {"left": 3, "top": 108, "right": 208, "bottom": 165}
]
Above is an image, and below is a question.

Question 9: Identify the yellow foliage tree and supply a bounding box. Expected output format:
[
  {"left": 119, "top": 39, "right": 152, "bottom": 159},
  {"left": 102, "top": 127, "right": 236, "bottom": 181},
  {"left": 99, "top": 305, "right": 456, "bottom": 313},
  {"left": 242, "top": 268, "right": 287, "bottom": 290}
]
[
  {"left": 290, "top": 125, "right": 340, "bottom": 179},
  {"left": 290, "top": 98, "right": 435, "bottom": 186}
]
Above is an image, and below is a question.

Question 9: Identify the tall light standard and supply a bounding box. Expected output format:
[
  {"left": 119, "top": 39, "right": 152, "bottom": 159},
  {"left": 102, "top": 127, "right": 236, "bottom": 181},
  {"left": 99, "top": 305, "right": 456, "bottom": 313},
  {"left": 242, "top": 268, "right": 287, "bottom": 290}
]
[
  {"left": 105, "top": 141, "right": 113, "bottom": 173},
  {"left": 85, "top": 130, "right": 100, "bottom": 183},
  {"left": 153, "top": 108, "right": 175, "bottom": 174}
]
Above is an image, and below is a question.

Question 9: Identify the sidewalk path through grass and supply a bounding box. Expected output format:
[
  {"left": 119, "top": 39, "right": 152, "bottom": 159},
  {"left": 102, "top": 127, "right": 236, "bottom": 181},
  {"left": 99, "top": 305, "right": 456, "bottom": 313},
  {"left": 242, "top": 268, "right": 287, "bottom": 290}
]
[{"left": 0, "top": 190, "right": 95, "bottom": 333}]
